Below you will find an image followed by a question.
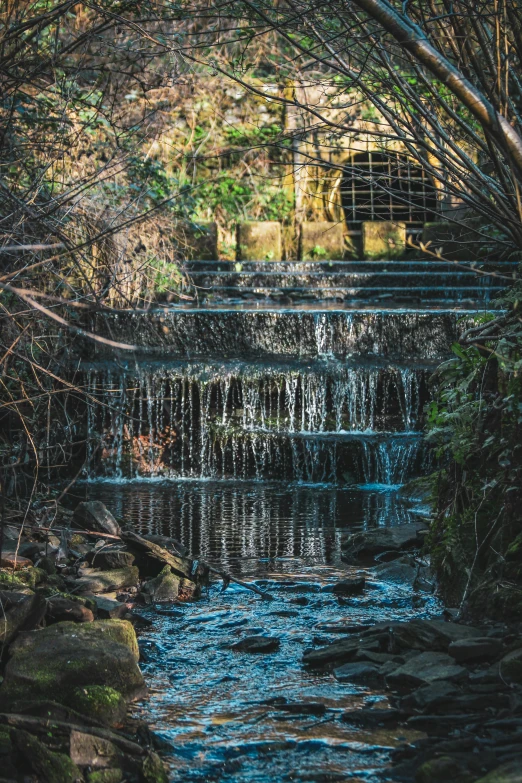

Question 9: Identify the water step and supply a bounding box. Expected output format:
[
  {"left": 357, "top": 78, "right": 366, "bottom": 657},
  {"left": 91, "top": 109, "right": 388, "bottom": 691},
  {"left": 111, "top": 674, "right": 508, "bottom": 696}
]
[{"left": 94, "top": 308, "right": 479, "bottom": 360}]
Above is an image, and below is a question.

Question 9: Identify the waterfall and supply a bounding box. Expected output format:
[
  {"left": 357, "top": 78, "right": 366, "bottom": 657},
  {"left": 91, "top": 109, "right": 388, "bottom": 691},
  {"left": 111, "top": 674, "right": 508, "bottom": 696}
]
[{"left": 85, "top": 362, "right": 428, "bottom": 484}]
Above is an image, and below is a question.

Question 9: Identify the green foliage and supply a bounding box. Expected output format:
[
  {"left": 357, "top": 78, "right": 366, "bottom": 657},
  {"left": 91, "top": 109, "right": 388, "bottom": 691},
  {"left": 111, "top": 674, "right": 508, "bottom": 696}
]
[{"left": 427, "top": 287, "right": 522, "bottom": 609}]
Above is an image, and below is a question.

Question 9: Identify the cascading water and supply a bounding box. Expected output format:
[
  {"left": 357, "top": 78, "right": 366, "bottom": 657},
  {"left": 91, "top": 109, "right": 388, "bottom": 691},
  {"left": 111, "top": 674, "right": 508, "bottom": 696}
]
[{"left": 85, "top": 362, "right": 427, "bottom": 484}]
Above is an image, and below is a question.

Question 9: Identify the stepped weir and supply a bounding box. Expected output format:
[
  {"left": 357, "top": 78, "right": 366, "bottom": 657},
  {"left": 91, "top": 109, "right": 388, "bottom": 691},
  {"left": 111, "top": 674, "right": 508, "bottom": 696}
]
[
  {"left": 86, "top": 258, "right": 508, "bottom": 487},
  {"left": 83, "top": 256, "right": 506, "bottom": 781}
]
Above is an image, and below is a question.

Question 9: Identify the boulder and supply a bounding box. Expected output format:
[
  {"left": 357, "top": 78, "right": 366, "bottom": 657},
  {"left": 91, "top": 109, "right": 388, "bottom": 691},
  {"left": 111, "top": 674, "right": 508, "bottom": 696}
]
[
  {"left": 401, "top": 680, "right": 458, "bottom": 713},
  {"left": 91, "top": 595, "right": 129, "bottom": 619},
  {"left": 499, "top": 648, "right": 522, "bottom": 684},
  {"left": 90, "top": 549, "right": 135, "bottom": 570},
  {"left": 72, "top": 566, "right": 139, "bottom": 595},
  {"left": 0, "top": 551, "right": 33, "bottom": 570},
  {"left": 333, "top": 662, "right": 383, "bottom": 684},
  {"left": 70, "top": 685, "right": 127, "bottom": 726},
  {"left": 331, "top": 577, "right": 366, "bottom": 596},
  {"left": 231, "top": 636, "right": 280, "bottom": 653},
  {"left": 139, "top": 566, "right": 180, "bottom": 604},
  {"left": 1, "top": 619, "right": 145, "bottom": 706},
  {"left": 46, "top": 597, "right": 94, "bottom": 624},
  {"left": 341, "top": 521, "right": 428, "bottom": 561},
  {"left": 11, "top": 728, "right": 82, "bottom": 783},
  {"left": 0, "top": 590, "right": 47, "bottom": 645},
  {"left": 448, "top": 637, "right": 503, "bottom": 663},
  {"left": 73, "top": 501, "right": 121, "bottom": 536},
  {"left": 364, "top": 618, "right": 482, "bottom": 653},
  {"left": 303, "top": 634, "right": 384, "bottom": 669},
  {"left": 415, "top": 755, "right": 475, "bottom": 783},
  {"left": 474, "top": 762, "right": 522, "bottom": 783},
  {"left": 386, "top": 652, "right": 467, "bottom": 689}
]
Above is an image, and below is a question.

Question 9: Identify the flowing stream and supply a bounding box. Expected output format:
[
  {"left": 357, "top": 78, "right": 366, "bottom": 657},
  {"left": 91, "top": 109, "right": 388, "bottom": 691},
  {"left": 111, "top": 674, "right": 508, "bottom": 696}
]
[{"left": 83, "top": 277, "right": 494, "bottom": 781}]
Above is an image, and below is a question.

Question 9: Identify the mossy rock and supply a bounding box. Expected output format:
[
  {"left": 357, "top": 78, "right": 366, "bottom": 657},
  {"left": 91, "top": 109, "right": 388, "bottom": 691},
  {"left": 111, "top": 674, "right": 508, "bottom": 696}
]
[
  {"left": 416, "top": 755, "right": 475, "bottom": 783},
  {"left": 1, "top": 619, "right": 144, "bottom": 706},
  {"left": 0, "top": 726, "right": 12, "bottom": 756},
  {"left": 86, "top": 771, "right": 123, "bottom": 783},
  {"left": 36, "top": 588, "right": 96, "bottom": 613},
  {"left": 141, "top": 750, "right": 169, "bottom": 783},
  {"left": 68, "top": 685, "right": 127, "bottom": 726},
  {"left": 140, "top": 565, "right": 180, "bottom": 603},
  {"left": 11, "top": 728, "right": 82, "bottom": 783},
  {"left": 0, "top": 568, "right": 34, "bottom": 591},
  {"left": 474, "top": 762, "right": 522, "bottom": 782}
]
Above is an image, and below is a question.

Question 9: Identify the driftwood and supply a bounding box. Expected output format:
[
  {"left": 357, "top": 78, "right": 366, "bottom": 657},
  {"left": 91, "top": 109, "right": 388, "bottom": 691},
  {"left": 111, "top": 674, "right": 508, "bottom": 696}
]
[{"left": 122, "top": 530, "right": 274, "bottom": 600}]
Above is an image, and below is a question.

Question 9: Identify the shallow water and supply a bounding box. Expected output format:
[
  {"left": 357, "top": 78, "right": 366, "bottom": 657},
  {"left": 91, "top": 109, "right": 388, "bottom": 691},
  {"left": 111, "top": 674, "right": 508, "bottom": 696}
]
[{"left": 87, "top": 480, "right": 439, "bottom": 782}]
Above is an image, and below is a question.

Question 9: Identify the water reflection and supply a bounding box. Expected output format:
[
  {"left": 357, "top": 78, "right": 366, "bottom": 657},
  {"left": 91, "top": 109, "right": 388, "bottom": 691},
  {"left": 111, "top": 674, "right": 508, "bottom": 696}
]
[{"left": 87, "top": 480, "right": 419, "bottom": 576}]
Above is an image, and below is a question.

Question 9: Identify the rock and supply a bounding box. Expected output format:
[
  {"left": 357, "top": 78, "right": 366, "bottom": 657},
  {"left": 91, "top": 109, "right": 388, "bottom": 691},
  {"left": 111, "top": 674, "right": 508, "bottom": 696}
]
[
  {"left": 271, "top": 701, "right": 326, "bottom": 715},
  {"left": 0, "top": 590, "right": 47, "bottom": 645},
  {"left": 178, "top": 577, "right": 199, "bottom": 600},
  {"left": 474, "top": 761, "right": 522, "bottom": 782},
  {"left": 72, "top": 566, "right": 139, "bottom": 595},
  {"left": 73, "top": 501, "right": 121, "bottom": 536},
  {"left": 11, "top": 728, "right": 82, "bottom": 783},
  {"left": 70, "top": 686, "right": 128, "bottom": 726},
  {"left": 231, "top": 636, "right": 280, "bottom": 653},
  {"left": 46, "top": 597, "right": 94, "bottom": 624},
  {"left": 1, "top": 619, "right": 145, "bottom": 706},
  {"left": 334, "top": 661, "right": 383, "bottom": 683},
  {"left": 0, "top": 551, "right": 33, "bottom": 570},
  {"left": 387, "top": 652, "right": 467, "bottom": 689},
  {"left": 70, "top": 728, "right": 122, "bottom": 767},
  {"left": 37, "top": 554, "right": 57, "bottom": 575},
  {"left": 448, "top": 637, "right": 503, "bottom": 663},
  {"left": 364, "top": 618, "right": 482, "bottom": 653},
  {"left": 401, "top": 680, "right": 458, "bottom": 712},
  {"left": 499, "top": 648, "right": 522, "bottom": 684},
  {"left": 91, "top": 595, "right": 129, "bottom": 619},
  {"left": 139, "top": 566, "right": 180, "bottom": 603},
  {"left": 90, "top": 549, "right": 135, "bottom": 570},
  {"left": 331, "top": 577, "right": 366, "bottom": 596},
  {"left": 18, "top": 541, "right": 44, "bottom": 561},
  {"left": 415, "top": 755, "right": 475, "bottom": 783},
  {"left": 341, "top": 708, "right": 400, "bottom": 726},
  {"left": 342, "top": 521, "right": 428, "bottom": 561},
  {"left": 303, "top": 634, "right": 384, "bottom": 669}
]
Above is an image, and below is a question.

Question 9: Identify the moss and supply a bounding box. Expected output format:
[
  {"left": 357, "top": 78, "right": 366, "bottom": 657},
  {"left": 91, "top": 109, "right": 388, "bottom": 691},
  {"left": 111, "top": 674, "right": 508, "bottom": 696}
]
[
  {"left": 0, "top": 569, "right": 32, "bottom": 591},
  {"left": 69, "top": 685, "right": 127, "bottom": 726},
  {"left": 15, "top": 566, "right": 47, "bottom": 589},
  {"left": 474, "top": 762, "right": 522, "bottom": 782},
  {"left": 87, "top": 771, "right": 123, "bottom": 783},
  {"left": 416, "top": 756, "right": 474, "bottom": 783},
  {"left": 35, "top": 587, "right": 96, "bottom": 612},
  {"left": 141, "top": 751, "right": 169, "bottom": 783},
  {"left": 0, "top": 727, "right": 12, "bottom": 755},
  {"left": 12, "top": 729, "right": 82, "bottom": 783},
  {"left": 505, "top": 532, "right": 522, "bottom": 561}
]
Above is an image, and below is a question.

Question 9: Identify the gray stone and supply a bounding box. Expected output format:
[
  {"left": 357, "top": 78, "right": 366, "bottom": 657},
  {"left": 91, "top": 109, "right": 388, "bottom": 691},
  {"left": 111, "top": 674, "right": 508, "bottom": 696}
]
[
  {"left": 474, "top": 761, "right": 522, "bottom": 783},
  {"left": 364, "top": 618, "right": 482, "bottom": 653},
  {"left": 72, "top": 566, "right": 139, "bottom": 595},
  {"left": 139, "top": 565, "right": 180, "bottom": 603},
  {"left": 401, "top": 680, "right": 458, "bottom": 712},
  {"left": 331, "top": 577, "right": 366, "bottom": 596},
  {"left": 92, "top": 595, "right": 129, "bottom": 619},
  {"left": 334, "top": 661, "right": 383, "bottom": 683},
  {"left": 499, "top": 647, "right": 522, "bottom": 684},
  {"left": 90, "top": 548, "right": 135, "bottom": 570},
  {"left": 73, "top": 501, "right": 121, "bottom": 536},
  {"left": 46, "top": 597, "right": 94, "bottom": 624},
  {"left": 386, "top": 652, "right": 467, "bottom": 688},
  {"left": 0, "top": 590, "right": 47, "bottom": 645},
  {"left": 342, "top": 521, "right": 428, "bottom": 561},
  {"left": 448, "top": 637, "right": 503, "bottom": 663},
  {"left": 231, "top": 636, "right": 280, "bottom": 653},
  {"left": 303, "top": 634, "right": 383, "bottom": 669}
]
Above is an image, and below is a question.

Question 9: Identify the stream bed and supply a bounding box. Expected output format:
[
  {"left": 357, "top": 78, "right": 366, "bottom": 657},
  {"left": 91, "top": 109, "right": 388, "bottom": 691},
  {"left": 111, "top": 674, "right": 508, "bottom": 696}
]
[{"left": 87, "top": 479, "right": 439, "bottom": 782}]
